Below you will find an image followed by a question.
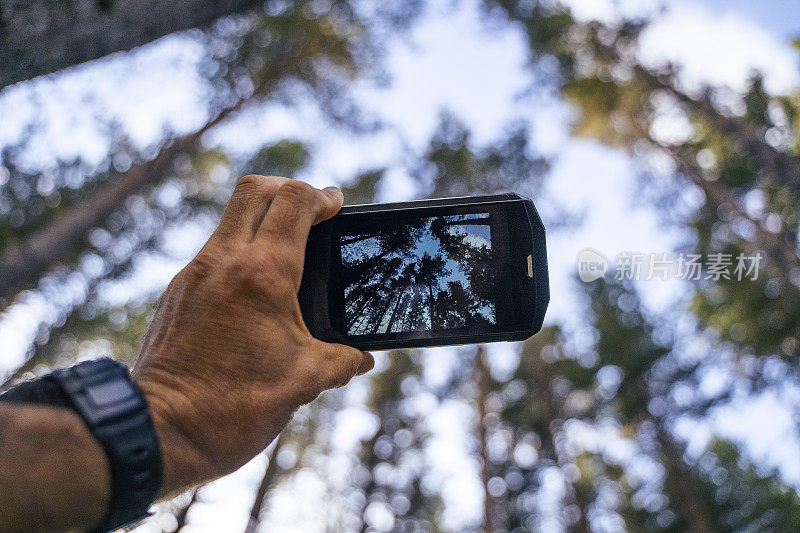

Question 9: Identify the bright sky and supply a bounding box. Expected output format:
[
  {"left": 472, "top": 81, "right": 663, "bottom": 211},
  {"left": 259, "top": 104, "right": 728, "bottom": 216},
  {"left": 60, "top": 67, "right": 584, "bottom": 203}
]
[{"left": 1, "top": 0, "right": 799, "bottom": 531}]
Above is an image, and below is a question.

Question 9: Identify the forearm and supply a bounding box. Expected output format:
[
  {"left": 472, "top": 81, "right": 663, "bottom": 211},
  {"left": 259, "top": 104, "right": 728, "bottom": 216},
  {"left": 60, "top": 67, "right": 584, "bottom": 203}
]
[
  {"left": 0, "top": 377, "right": 209, "bottom": 533},
  {"left": 0, "top": 404, "right": 109, "bottom": 532}
]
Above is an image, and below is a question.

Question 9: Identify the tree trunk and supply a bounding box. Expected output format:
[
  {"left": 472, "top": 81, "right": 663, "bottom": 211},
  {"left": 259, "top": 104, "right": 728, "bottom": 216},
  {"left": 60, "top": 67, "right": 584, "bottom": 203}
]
[
  {"left": 245, "top": 431, "right": 288, "bottom": 533},
  {"left": 0, "top": 119, "right": 201, "bottom": 304},
  {"left": 346, "top": 266, "right": 400, "bottom": 331},
  {"left": 427, "top": 281, "right": 436, "bottom": 329},
  {"left": 475, "top": 345, "right": 494, "bottom": 533},
  {"left": 654, "top": 422, "right": 716, "bottom": 533},
  {"left": 0, "top": 0, "right": 263, "bottom": 90},
  {"left": 385, "top": 287, "right": 406, "bottom": 333},
  {"left": 0, "top": 63, "right": 272, "bottom": 307}
]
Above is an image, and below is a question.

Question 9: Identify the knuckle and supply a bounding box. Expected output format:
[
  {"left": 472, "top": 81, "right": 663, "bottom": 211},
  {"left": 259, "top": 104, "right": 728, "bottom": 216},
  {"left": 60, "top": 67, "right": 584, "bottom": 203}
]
[
  {"left": 276, "top": 179, "right": 316, "bottom": 206},
  {"left": 233, "top": 175, "right": 283, "bottom": 203},
  {"left": 235, "top": 174, "right": 267, "bottom": 192}
]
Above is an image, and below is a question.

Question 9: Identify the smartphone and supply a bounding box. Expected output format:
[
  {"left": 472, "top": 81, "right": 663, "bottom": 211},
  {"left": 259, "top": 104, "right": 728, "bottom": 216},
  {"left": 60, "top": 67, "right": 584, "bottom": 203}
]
[{"left": 298, "top": 193, "right": 549, "bottom": 351}]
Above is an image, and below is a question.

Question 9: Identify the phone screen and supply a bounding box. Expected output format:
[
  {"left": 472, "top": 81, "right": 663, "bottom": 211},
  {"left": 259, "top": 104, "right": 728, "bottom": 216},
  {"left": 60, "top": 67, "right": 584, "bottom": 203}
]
[
  {"left": 327, "top": 207, "right": 511, "bottom": 342},
  {"left": 338, "top": 212, "right": 496, "bottom": 335}
]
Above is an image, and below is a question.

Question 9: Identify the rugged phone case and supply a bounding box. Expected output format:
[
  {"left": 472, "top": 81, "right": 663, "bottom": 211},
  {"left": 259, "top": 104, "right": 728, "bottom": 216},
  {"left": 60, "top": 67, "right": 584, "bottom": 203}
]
[{"left": 298, "top": 193, "right": 549, "bottom": 351}]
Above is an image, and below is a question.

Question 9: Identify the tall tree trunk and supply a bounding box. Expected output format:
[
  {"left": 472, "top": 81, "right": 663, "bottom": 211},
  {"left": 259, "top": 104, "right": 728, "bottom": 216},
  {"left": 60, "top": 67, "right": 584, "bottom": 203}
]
[
  {"left": 475, "top": 345, "right": 494, "bottom": 533},
  {"left": 346, "top": 266, "right": 400, "bottom": 331},
  {"left": 385, "top": 287, "right": 406, "bottom": 333},
  {"left": 344, "top": 247, "right": 397, "bottom": 287},
  {"left": 0, "top": 0, "right": 263, "bottom": 90},
  {"left": 370, "top": 287, "right": 399, "bottom": 334},
  {"left": 245, "top": 431, "right": 288, "bottom": 533},
  {"left": 427, "top": 281, "right": 436, "bottom": 329},
  {"left": 653, "top": 421, "right": 716, "bottom": 533}
]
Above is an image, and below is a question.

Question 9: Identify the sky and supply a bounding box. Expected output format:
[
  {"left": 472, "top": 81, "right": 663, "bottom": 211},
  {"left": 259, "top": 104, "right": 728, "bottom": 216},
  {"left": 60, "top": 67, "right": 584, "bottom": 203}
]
[{"left": 1, "top": 0, "right": 800, "bottom": 531}]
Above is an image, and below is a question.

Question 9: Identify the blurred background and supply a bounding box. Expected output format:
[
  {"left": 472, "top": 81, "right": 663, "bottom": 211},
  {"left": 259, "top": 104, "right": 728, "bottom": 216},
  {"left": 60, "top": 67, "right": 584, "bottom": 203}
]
[{"left": 2, "top": 0, "right": 800, "bottom": 531}]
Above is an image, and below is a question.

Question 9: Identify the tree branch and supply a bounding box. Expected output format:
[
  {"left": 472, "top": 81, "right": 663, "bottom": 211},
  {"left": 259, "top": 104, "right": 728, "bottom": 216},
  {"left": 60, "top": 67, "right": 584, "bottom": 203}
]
[
  {"left": 634, "top": 66, "right": 800, "bottom": 199},
  {"left": 0, "top": 75, "right": 263, "bottom": 306}
]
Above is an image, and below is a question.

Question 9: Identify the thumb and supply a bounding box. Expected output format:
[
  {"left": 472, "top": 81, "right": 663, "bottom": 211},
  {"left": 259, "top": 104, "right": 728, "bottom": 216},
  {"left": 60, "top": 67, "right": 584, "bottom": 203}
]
[{"left": 313, "top": 340, "right": 374, "bottom": 390}]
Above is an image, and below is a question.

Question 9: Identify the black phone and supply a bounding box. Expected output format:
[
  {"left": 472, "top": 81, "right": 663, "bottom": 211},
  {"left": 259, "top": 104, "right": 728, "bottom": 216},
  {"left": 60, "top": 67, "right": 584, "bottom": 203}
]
[{"left": 298, "top": 193, "right": 549, "bottom": 351}]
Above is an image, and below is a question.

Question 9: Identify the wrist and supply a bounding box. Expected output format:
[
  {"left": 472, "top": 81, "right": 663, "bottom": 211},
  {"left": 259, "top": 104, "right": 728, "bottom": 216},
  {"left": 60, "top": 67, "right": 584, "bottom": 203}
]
[
  {"left": 43, "top": 358, "right": 164, "bottom": 532},
  {"left": 136, "top": 379, "right": 211, "bottom": 496}
]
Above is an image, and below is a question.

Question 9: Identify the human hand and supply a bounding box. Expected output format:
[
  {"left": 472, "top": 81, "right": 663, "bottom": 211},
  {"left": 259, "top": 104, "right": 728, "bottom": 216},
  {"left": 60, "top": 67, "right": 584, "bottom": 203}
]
[{"left": 132, "top": 175, "right": 374, "bottom": 495}]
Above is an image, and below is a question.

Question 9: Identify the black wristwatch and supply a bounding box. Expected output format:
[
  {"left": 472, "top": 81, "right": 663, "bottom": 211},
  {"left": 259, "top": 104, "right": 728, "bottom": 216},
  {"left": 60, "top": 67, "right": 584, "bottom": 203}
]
[{"left": 0, "top": 358, "right": 163, "bottom": 532}]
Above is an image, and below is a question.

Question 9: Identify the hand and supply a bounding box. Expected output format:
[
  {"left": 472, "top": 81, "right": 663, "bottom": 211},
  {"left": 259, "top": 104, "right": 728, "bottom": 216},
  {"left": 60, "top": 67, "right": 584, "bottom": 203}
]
[{"left": 132, "top": 175, "right": 374, "bottom": 495}]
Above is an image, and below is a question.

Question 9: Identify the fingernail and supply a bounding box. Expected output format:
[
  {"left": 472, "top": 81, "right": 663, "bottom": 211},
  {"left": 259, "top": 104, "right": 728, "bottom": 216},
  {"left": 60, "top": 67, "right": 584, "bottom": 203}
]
[
  {"left": 324, "top": 186, "right": 344, "bottom": 202},
  {"left": 357, "top": 352, "right": 375, "bottom": 375}
]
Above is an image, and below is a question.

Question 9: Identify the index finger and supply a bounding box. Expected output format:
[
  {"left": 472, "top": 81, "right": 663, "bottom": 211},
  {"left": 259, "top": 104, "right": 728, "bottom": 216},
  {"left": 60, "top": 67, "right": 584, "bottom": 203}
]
[
  {"left": 212, "top": 175, "right": 289, "bottom": 244},
  {"left": 255, "top": 180, "right": 343, "bottom": 275}
]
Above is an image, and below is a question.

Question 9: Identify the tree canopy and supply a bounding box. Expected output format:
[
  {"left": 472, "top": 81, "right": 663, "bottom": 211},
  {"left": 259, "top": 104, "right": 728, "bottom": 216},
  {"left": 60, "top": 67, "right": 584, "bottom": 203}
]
[{"left": 2, "top": 1, "right": 800, "bottom": 531}]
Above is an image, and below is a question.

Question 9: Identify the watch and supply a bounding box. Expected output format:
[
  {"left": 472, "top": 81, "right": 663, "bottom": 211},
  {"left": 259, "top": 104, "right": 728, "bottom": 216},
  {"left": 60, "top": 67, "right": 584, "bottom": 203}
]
[{"left": 1, "top": 358, "right": 164, "bottom": 532}]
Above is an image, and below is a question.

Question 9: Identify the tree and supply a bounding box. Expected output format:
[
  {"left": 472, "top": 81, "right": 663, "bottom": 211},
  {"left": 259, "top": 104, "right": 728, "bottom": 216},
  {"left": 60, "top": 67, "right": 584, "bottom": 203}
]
[
  {"left": 15, "top": 4, "right": 800, "bottom": 531},
  {"left": 355, "top": 350, "right": 443, "bottom": 532},
  {"left": 483, "top": 0, "right": 800, "bottom": 360},
  {"left": 0, "top": 0, "right": 269, "bottom": 89},
  {"left": 415, "top": 252, "right": 450, "bottom": 330}
]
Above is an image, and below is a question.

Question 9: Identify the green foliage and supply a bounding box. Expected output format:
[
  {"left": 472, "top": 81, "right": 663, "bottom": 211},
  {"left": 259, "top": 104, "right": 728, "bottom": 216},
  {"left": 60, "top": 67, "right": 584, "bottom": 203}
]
[
  {"left": 696, "top": 439, "right": 800, "bottom": 531},
  {"left": 419, "top": 112, "right": 548, "bottom": 198},
  {"left": 341, "top": 169, "right": 384, "bottom": 204},
  {"left": 490, "top": 0, "right": 800, "bottom": 365},
  {"left": 241, "top": 140, "right": 311, "bottom": 178}
]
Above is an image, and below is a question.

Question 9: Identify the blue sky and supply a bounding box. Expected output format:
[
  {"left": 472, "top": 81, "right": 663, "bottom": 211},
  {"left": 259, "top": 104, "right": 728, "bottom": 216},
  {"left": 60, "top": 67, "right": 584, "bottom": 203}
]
[{"left": 700, "top": 0, "right": 800, "bottom": 40}]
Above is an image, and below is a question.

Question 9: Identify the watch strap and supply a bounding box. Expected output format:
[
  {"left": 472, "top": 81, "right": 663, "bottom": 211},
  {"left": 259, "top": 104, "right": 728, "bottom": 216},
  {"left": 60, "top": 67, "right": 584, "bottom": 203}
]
[
  {"left": 0, "top": 375, "right": 71, "bottom": 408},
  {"left": 48, "top": 358, "right": 163, "bottom": 533}
]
